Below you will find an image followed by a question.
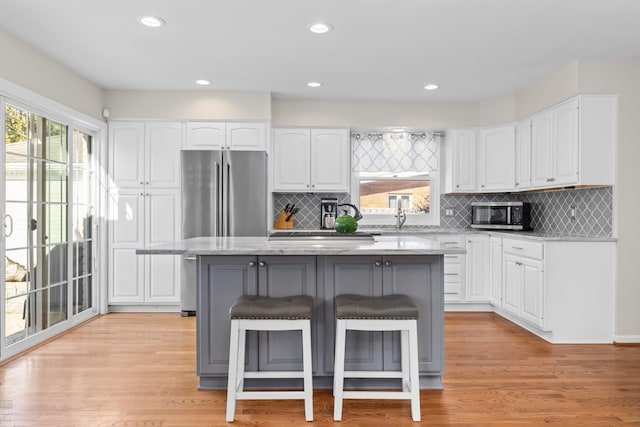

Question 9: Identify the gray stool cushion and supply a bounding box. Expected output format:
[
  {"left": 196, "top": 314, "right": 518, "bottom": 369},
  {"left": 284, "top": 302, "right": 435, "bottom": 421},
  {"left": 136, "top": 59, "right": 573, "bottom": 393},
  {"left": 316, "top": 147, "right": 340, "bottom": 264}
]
[
  {"left": 335, "top": 294, "right": 419, "bottom": 320},
  {"left": 230, "top": 295, "right": 313, "bottom": 320}
]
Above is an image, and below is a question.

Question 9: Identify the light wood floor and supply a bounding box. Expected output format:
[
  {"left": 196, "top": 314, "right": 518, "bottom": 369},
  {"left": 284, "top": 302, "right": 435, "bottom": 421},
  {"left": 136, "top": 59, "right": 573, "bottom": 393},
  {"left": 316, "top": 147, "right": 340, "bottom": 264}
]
[{"left": 1, "top": 312, "right": 639, "bottom": 426}]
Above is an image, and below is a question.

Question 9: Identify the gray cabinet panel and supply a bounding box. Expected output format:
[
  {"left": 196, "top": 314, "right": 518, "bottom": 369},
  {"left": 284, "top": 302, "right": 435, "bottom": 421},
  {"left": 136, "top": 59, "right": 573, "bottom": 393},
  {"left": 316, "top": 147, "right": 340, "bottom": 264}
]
[
  {"left": 258, "top": 256, "right": 317, "bottom": 372},
  {"left": 323, "top": 256, "right": 384, "bottom": 373},
  {"left": 382, "top": 255, "right": 444, "bottom": 374},
  {"left": 197, "top": 256, "right": 258, "bottom": 375}
]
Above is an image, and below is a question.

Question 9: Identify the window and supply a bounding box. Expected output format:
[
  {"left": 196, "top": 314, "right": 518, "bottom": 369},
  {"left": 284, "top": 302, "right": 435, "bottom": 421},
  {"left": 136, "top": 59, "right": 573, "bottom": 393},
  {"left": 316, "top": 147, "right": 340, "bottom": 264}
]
[{"left": 351, "top": 131, "right": 441, "bottom": 226}]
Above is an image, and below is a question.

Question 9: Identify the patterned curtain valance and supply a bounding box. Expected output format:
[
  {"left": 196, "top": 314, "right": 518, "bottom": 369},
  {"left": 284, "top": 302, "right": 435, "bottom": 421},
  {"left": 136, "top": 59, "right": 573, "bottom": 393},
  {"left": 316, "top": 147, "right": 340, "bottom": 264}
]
[{"left": 352, "top": 131, "right": 440, "bottom": 173}]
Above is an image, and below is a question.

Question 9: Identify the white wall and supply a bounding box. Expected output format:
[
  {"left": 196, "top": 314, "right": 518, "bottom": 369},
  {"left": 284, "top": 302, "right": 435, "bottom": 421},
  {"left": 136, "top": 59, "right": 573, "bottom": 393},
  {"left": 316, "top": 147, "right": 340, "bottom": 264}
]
[
  {"left": 576, "top": 59, "right": 640, "bottom": 340},
  {"left": 271, "top": 98, "right": 478, "bottom": 129},
  {"left": 0, "top": 27, "right": 104, "bottom": 120},
  {"left": 104, "top": 90, "right": 271, "bottom": 120}
]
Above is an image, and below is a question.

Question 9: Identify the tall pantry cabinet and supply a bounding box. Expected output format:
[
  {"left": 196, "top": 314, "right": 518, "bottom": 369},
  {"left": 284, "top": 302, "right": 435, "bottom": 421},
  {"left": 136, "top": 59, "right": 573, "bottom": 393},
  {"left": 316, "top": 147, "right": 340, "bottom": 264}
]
[{"left": 107, "top": 122, "right": 182, "bottom": 308}]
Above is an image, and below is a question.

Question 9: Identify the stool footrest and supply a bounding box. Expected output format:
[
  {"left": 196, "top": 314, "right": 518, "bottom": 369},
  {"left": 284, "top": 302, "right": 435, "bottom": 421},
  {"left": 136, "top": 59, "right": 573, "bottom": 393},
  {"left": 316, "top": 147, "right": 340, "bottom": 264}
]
[
  {"left": 237, "top": 391, "right": 306, "bottom": 400},
  {"left": 244, "top": 371, "right": 305, "bottom": 379},
  {"left": 343, "top": 370, "right": 403, "bottom": 378},
  {"left": 342, "top": 391, "right": 414, "bottom": 400}
]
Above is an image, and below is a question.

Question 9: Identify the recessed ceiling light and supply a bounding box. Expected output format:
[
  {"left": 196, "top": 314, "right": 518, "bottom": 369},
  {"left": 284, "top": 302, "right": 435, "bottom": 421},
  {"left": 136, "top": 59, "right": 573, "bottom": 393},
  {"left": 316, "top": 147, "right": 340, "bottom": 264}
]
[
  {"left": 307, "top": 82, "right": 322, "bottom": 88},
  {"left": 195, "top": 79, "right": 211, "bottom": 86},
  {"left": 424, "top": 83, "right": 439, "bottom": 90},
  {"left": 137, "top": 16, "right": 166, "bottom": 28},
  {"left": 309, "top": 23, "right": 332, "bottom": 34}
]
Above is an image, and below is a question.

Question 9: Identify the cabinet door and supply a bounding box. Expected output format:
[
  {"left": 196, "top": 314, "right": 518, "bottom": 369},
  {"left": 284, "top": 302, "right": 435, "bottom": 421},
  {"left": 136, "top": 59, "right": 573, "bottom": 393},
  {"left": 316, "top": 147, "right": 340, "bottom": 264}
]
[
  {"left": 272, "top": 128, "right": 311, "bottom": 191},
  {"left": 489, "top": 237, "right": 503, "bottom": 306},
  {"left": 521, "top": 258, "right": 545, "bottom": 328},
  {"left": 477, "top": 125, "right": 515, "bottom": 192},
  {"left": 552, "top": 98, "right": 579, "bottom": 185},
  {"left": 144, "top": 189, "right": 181, "bottom": 303},
  {"left": 531, "top": 110, "right": 553, "bottom": 187},
  {"left": 257, "top": 256, "right": 316, "bottom": 372},
  {"left": 145, "top": 122, "right": 182, "bottom": 188},
  {"left": 185, "top": 122, "right": 226, "bottom": 150},
  {"left": 382, "top": 255, "right": 444, "bottom": 374},
  {"left": 197, "top": 256, "right": 259, "bottom": 375},
  {"left": 465, "top": 236, "right": 490, "bottom": 302},
  {"left": 107, "top": 189, "right": 144, "bottom": 303},
  {"left": 515, "top": 119, "right": 532, "bottom": 190},
  {"left": 108, "top": 122, "right": 145, "bottom": 188},
  {"left": 310, "top": 128, "right": 349, "bottom": 192},
  {"left": 451, "top": 129, "right": 476, "bottom": 192},
  {"left": 502, "top": 254, "right": 521, "bottom": 316},
  {"left": 227, "top": 122, "right": 266, "bottom": 151},
  {"left": 323, "top": 256, "right": 383, "bottom": 373}
]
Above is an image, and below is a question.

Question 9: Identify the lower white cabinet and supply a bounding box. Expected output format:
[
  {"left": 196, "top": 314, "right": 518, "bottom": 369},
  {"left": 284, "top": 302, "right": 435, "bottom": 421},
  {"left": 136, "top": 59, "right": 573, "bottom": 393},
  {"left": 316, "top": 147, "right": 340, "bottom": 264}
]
[{"left": 108, "top": 189, "right": 181, "bottom": 306}]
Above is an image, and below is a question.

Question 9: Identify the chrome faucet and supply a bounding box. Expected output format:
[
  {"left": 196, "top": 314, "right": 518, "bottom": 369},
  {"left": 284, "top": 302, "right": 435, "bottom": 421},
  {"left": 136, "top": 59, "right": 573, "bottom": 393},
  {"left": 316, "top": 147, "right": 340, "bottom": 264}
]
[{"left": 395, "top": 207, "right": 407, "bottom": 229}]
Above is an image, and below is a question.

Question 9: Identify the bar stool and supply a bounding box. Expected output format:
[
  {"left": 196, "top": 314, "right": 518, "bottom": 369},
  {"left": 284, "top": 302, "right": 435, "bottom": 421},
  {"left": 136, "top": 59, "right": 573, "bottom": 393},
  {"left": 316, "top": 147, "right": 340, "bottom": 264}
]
[
  {"left": 333, "top": 293, "right": 421, "bottom": 422},
  {"left": 226, "top": 295, "right": 314, "bottom": 422}
]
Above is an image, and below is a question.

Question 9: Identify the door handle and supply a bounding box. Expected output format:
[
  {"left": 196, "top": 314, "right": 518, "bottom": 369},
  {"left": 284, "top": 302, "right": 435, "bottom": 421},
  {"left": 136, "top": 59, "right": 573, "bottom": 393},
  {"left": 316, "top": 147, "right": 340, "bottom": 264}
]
[{"left": 4, "top": 214, "right": 13, "bottom": 237}]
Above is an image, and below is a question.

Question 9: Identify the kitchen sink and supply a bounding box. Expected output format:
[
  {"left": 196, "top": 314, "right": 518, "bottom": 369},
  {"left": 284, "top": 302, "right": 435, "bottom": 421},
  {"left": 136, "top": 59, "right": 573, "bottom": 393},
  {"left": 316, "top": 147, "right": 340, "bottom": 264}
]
[{"left": 268, "top": 231, "right": 378, "bottom": 241}]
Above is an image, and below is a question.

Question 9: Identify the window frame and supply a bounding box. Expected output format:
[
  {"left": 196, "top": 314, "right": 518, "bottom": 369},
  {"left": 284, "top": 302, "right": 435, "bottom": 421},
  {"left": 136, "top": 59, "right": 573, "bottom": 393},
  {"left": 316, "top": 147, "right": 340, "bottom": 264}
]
[{"left": 351, "top": 171, "right": 440, "bottom": 226}]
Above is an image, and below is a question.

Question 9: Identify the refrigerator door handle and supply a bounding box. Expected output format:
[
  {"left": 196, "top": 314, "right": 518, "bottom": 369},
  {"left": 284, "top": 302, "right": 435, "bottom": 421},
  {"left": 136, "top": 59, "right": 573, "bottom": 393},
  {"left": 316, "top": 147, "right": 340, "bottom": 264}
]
[{"left": 223, "top": 161, "right": 231, "bottom": 237}]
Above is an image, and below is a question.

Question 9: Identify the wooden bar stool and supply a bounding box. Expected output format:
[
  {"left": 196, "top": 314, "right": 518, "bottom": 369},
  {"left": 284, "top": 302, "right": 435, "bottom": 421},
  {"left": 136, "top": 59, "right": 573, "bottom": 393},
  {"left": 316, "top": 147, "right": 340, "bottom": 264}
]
[
  {"left": 226, "top": 295, "right": 314, "bottom": 422},
  {"left": 333, "top": 293, "right": 421, "bottom": 422}
]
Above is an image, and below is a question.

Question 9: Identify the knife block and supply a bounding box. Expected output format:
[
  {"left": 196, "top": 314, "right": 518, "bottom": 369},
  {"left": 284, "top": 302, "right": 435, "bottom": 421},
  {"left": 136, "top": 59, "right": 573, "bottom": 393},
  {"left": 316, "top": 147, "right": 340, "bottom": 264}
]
[{"left": 274, "top": 211, "right": 294, "bottom": 229}]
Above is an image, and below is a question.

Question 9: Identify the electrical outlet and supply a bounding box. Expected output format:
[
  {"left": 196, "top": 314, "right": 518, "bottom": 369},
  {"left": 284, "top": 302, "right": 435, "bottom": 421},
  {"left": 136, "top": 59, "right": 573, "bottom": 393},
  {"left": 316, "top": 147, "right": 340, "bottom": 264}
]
[{"left": 570, "top": 206, "right": 577, "bottom": 219}]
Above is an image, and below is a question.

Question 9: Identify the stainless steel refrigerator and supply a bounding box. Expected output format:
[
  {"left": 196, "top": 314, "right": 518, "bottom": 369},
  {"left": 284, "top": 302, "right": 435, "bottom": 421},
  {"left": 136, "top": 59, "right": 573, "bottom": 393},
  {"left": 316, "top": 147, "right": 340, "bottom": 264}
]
[{"left": 180, "top": 150, "right": 267, "bottom": 316}]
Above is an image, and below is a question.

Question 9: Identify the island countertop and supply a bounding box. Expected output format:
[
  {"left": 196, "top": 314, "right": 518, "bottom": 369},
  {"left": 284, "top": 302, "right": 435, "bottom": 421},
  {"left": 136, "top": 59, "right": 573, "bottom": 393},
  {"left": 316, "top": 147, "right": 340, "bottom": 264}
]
[{"left": 136, "top": 235, "right": 466, "bottom": 256}]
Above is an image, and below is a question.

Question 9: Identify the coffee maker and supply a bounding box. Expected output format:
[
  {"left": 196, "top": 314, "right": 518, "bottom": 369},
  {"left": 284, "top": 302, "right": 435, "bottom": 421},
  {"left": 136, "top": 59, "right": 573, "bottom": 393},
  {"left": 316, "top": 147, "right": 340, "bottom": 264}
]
[{"left": 320, "top": 197, "right": 338, "bottom": 229}]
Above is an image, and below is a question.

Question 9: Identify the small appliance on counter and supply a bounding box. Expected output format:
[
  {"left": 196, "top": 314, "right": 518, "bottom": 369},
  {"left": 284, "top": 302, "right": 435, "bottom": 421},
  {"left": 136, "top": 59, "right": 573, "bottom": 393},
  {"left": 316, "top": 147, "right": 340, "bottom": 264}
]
[
  {"left": 320, "top": 198, "right": 338, "bottom": 229},
  {"left": 470, "top": 201, "right": 532, "bottom": 231}
]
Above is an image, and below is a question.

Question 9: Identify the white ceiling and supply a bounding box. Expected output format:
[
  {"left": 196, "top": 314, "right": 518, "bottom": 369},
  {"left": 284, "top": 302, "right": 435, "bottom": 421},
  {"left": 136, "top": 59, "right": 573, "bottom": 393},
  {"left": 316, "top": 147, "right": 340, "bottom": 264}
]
[{"left": 1, "top": 0, "right": 639, "bottom": 103}]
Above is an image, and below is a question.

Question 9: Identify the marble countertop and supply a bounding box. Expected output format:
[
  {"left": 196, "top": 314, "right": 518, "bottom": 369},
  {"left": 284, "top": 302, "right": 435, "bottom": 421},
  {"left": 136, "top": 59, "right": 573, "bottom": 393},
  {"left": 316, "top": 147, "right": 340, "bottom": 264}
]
[{"left": 137, "top": 235, "right": 467, "bottom": 256}]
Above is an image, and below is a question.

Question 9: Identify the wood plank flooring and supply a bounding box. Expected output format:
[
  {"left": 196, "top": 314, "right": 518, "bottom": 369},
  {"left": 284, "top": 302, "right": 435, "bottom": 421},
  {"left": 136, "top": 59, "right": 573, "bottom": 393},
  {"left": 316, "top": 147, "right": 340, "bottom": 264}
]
[{"left": 1, "top": 312, "right": 639, "bottom": 426}]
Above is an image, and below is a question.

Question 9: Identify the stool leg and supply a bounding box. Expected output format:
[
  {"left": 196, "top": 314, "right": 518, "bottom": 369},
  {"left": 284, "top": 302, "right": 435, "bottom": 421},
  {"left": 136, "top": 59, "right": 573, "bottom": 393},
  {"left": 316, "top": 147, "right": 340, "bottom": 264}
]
[
  {"left": 301, "top": 321, "right": 314, "bottom": 421},
  {"left": 226, "top": 320, "right": 240, "bottom": 422},
  {"left": 408, "top": 321, "right": 421, "bottom": 422},
  {"left": 333, "top": 319, "right": 347, "bottom": 421},
  {"left": 401, "top": 329, "right": 410, "bottom": 392}
]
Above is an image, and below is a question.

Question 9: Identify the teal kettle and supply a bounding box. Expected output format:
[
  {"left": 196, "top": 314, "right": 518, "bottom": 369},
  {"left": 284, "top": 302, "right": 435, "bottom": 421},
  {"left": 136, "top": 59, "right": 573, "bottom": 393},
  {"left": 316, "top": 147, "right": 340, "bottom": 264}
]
[{"left": 334, "top": 204, "right": 363, "bottom": 233}]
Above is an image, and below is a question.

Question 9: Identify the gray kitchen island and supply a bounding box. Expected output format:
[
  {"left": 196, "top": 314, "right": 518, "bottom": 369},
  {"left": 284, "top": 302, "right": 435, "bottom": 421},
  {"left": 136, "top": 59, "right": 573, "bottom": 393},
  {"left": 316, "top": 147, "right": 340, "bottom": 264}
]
[{"left": 138, "top": 235, "right": 465, "bottom": 390}]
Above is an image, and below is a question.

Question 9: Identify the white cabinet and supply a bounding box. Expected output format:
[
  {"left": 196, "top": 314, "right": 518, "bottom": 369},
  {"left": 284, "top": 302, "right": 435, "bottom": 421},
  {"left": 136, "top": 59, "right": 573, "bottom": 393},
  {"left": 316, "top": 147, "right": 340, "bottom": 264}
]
[
  {"left": 489, "top": 237, "right": 503, "bottom": 306},
  {"left": 108, "top": 122, "right": 182, "bottom": 189},
  {"left": 515, "top": 119, "right": 532, "bottom": 190},
  {"left": 272, "top": 127, "right": 349, "bottom": 192},
  {"left": 184, "top": 122, "right": 266, "bottom": 151},
  {"left": 439, "top": 235, "right": 466, "bottom": 302},
  {"left": 465, "top": 235, "right": 490, "bottom": 302},
  {"left": 531, "top": 95, "right": 616, "bottom": 188},
  {"left": 445, "top": 129, "right": 476, "bottom": 192},
  {"left": 108, "top": 121, "right": 182, "bottom": 307},
  {"left": 477, "top": 125, "right": 516, "bottom": 192}
]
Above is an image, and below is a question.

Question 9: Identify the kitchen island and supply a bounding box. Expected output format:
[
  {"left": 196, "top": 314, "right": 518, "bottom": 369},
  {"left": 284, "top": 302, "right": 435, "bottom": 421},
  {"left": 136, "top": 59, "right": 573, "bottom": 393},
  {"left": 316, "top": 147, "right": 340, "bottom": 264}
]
[{"left": 138, "top": 235, "right": 465, "bottom": 390}]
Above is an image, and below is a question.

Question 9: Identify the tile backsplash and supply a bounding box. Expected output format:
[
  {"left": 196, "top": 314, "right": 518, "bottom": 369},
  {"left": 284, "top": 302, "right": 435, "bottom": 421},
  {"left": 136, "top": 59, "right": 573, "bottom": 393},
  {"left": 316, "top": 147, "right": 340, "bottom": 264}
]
[{"left": 274, "top": 187, "right": 613, "bottom": 237}]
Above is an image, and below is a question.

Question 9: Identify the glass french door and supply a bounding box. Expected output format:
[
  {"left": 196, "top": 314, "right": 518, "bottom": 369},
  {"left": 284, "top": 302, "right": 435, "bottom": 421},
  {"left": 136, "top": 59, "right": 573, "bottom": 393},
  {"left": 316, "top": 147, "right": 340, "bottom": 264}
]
[{"left": 3, "top": 101, "right": 95, "bottom": 352}]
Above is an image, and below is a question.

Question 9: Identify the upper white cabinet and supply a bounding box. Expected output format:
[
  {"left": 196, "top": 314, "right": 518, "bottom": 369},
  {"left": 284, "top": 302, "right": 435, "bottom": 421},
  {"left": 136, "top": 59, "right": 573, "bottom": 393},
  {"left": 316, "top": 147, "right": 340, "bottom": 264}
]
[
  {"left": 477, "top": 125, "right": 516, "bottom": 192},
  {"left": 109, "top": 122, "right": 182, "bottom": 189},
  {"left": 272, "top": 127, "right": 349, "bottom": 192},
  {"left": 184, "top": 122, "right": 266, "bottom": 151},
  {"left": 531, "top": 95, "right": 616, "bottom": 189},
  {"left": 445, "top": 129, "right": 476, "bottom": 193},
  {"left": 515, "top": 119, "right": 532, "bottom": 190}
]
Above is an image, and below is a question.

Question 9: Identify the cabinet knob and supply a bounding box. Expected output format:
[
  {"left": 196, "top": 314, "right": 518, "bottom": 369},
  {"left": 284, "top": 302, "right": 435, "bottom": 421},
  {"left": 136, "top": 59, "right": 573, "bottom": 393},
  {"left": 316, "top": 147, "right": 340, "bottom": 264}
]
[
  {"left": 259, "top": 261, "right": 266, "bottom": 267},
  {"left": 374, "top": 261, "right": 382, "bottom": 267},
  {"left": 248, "top": 261, "right": 256, "bottom": 267},
  {"left": 384, "top": 261, "right": 392, "bottom": 267}
]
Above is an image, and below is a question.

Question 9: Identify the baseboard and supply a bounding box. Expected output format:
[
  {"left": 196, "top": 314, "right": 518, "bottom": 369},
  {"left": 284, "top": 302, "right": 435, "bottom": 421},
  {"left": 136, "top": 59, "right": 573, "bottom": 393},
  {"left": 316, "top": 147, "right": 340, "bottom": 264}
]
[{"left": 613, "top": 335, "right": 640, "bottom": 344}]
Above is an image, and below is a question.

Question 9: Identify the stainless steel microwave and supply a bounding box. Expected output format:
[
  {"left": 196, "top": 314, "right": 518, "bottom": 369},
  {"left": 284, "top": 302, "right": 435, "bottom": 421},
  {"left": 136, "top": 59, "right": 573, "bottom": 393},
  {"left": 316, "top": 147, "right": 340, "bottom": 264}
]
[{"left": 470, "top": 201, "right": 532, "bottom": 231}]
